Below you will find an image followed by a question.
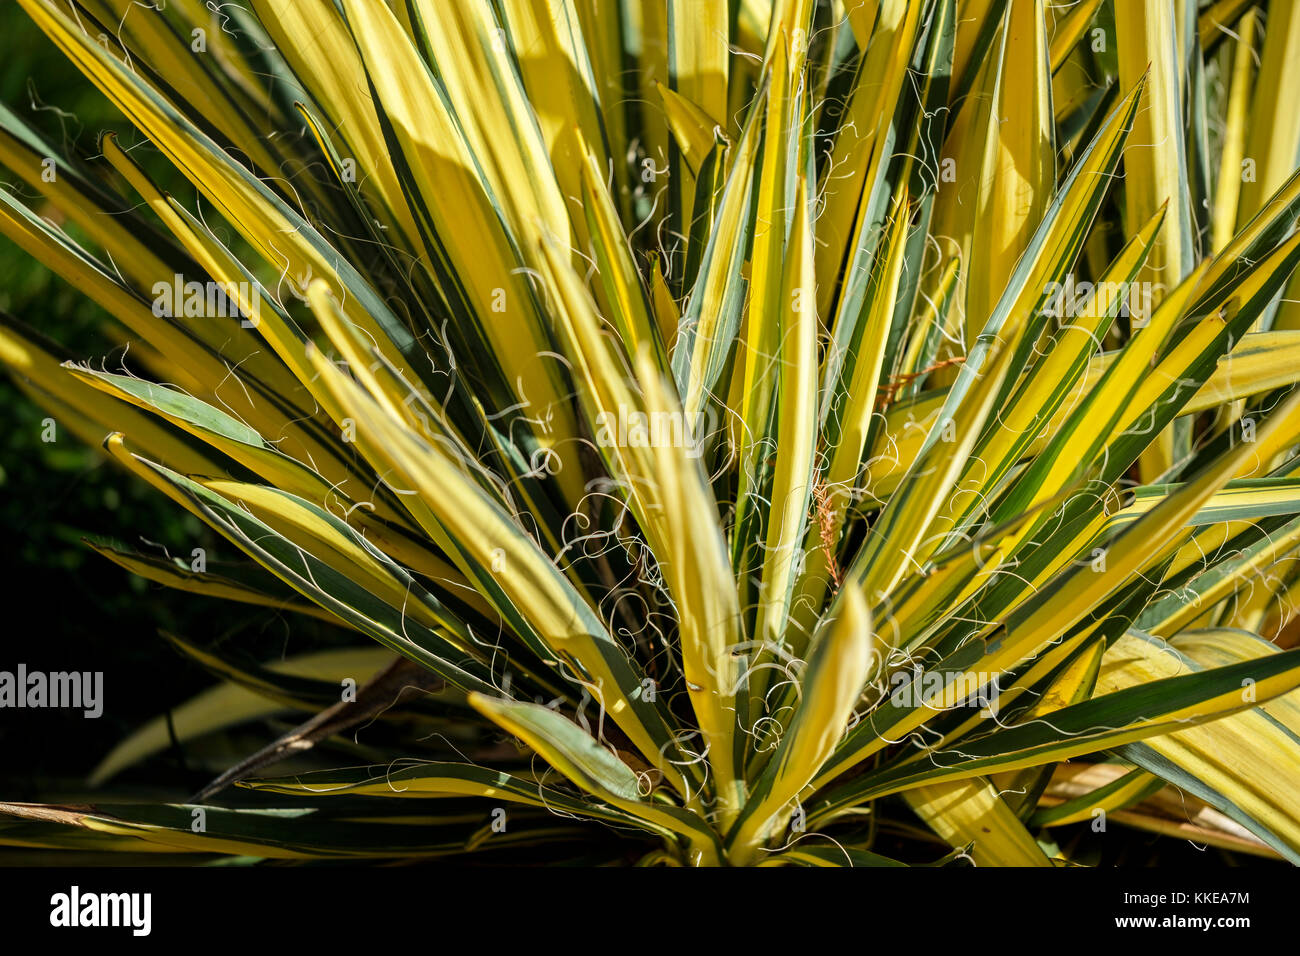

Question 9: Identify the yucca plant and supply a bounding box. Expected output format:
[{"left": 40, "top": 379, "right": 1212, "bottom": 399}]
[{"left": 4, "top": 0, "right": 1300, "bottom": 867}]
